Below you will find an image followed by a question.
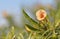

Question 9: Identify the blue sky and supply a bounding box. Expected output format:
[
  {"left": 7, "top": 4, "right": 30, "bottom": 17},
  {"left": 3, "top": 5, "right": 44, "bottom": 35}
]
[
  {"left": 0, "top": 0, "right": 22, "bottom": 27},
  {"left": 0, "top": 0, "right": 56, "bottom": 27},
  {"left": 0, "top": 0, "right": 56, "bottom": 13},
  {"left": 0, "top": 0, "right": 21, "bottom": 13}
]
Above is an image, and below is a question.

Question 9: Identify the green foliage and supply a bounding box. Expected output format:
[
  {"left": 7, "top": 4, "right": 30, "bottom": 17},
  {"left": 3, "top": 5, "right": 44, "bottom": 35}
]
[
  {"left": 22, "top": 1, "right": 60, "bottom": 39},
  {"left": 25, "top": 24, "right": 40, "bottom": 31},
  {"left": 0, "top": 0, "right": 60, "bottom": 39},
  {"left": 23, "top": 10, "right": 40, "bottom": 29}
]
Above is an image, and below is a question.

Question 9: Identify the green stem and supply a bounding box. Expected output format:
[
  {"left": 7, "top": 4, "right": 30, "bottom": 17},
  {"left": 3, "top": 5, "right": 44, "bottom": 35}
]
[{"left": 40, "top": 29, "right": 50, "bottom": 39}]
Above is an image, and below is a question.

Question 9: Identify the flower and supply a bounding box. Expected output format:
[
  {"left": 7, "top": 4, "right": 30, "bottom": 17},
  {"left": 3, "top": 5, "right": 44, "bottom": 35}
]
[
  {"left": 2, "top": 10, "right": 8, "bottom": 17},
  {"left": 36, "top": 9, "right": 47, "bottom": 21}
]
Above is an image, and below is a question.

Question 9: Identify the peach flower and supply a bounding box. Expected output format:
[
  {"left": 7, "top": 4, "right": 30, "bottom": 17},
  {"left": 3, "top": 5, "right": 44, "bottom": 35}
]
[
  {"left": 3, "top": 10, "right": 8, "bottom": 17},
  {"left": 36, "top": 9, "right": 47, "bottom": 21}
]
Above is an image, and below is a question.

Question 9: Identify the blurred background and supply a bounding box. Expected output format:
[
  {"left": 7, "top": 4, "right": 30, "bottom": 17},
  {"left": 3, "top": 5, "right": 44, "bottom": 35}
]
[{"left": 0, "top": 0, "right": 57, "bottom": 28}]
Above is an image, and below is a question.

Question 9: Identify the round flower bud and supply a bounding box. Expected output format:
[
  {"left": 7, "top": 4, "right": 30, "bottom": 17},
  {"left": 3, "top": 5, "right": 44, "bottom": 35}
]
[{"left": 36, "top": 9, "right": 47, "bottom": 21}]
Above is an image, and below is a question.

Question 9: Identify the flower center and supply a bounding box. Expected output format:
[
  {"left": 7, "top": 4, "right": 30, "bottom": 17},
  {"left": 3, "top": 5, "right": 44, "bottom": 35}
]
[{"left": 40, "top": 12, "right": 44, "bottom": 18}]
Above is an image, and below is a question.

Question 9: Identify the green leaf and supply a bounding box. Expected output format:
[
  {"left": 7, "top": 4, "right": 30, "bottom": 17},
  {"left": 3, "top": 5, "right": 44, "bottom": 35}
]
[
  {"left": 15, "top": 33, "right": 24, "bottom": 39},
  {"left": 23, "top": 9, "right": 40, "bottom": 29},
  {"left": 6, "top": 26, "right": 15, "bottom": 39},
  {"left": 25, "top": 24, "right": 40, "bottom": 32}
]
